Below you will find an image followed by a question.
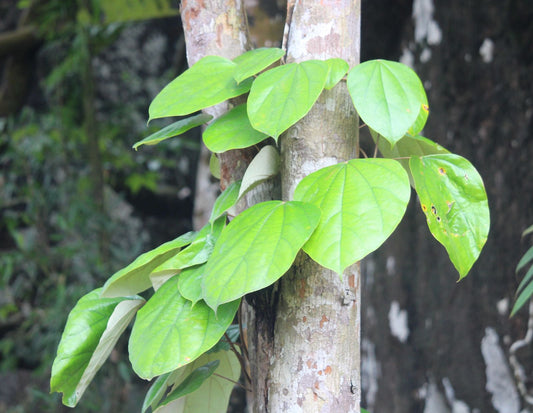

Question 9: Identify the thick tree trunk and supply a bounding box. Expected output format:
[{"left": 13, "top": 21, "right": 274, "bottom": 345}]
[
  {"left": 360, "top": 1, "right": 533, "bottom": 412},
  {"left": 267, "top": 1, "right": 362, "bottom": 411}
]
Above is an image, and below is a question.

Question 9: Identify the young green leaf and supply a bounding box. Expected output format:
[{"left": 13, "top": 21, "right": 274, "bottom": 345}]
[
  {"left": 51, "top": 289, "right": 144, "bottom": 407},
  {"left": 210, "top": 153, "right": 221, "bottom": 179},
  {"left": 232, "top": 47, "right": 285, "bottom": 84},
  {"left": 151, "top": 216, "right": 226, "bottom": 279},
  {"left": 202, "top": 201, "right": 321, "bottom": 310},
  {"left": 133, "top": 113, "right": 212, "bottom": 150},
  {"left": 237, "top": 145, "right": 280, "bottom": 201},
  {"left": 247, "top": 60, "right": 329, "bottom": 140},
  {"left": 347, "top": 59, "right": 427, "bottom": 144},
  {"left": 410, "top": 154, "right": 490, "bottom": 278},
  {"left": 157, "top": 360, "right": 220, "bottom": 407},
  {"left": 203, "top": 104, "right": 268, "bottom": 153},
  {"left": 294, "top": 159, "right": 411, "bottom": 274},
  {"left": 148, "top": 56, "right": 253, "bottom": 121},
  {"left": 101, "top": 231, "right": 197, "bottom": 298},
  {"left": 153, "top": 349, "right": 241, "bottom": 413},
  {"left": 209, "top": 180, "right": 242, "bottom": 223},
  {"left": 142, "top": 372, "right": 173, "bottom": 413},
  {"left": 324, "top": 58, "right": 349, "bottom": 90},
  {"left": 129, "top": 275, "right": 239, "bottom": 379},
  {"left": 177, "top": 263, "right": 206, "bottom": 304}
]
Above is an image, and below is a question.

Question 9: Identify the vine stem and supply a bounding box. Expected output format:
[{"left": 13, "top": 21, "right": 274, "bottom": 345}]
[
  {"left": 225, "top": 329, "right": 252, "bottom": 385},
  {"left": 212, "top": 372, "right": 251, "bottom": 392}
]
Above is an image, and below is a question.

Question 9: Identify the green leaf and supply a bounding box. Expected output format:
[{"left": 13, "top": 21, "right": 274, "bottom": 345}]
[
  {"left": 101, "top": 231, "right": 197, "bottom": 298},
  {"left": 154, "top": 349, "right": 241, "bottom": 413},
  {"left": 149, "top": 56, "right": 253, "bottom": 121},
  {"left": 233, "top": 47, "right": 285, "bottom": 84},
  {"left": 210, "top": 180, "right": 242, "bottom": 223},
  {"left": 178, "top": 264, "right": 206, "bottom": 304},
  {"left": 516, "top": 263, "right": 533, "bottom": 296},
  {"left": 203, "top": 104, "right": 268, "bottom": 153},
  {"left": 157, "top": 361, "right": 219, "bottom": 406},
  {"left": 202, "top": 201, "right": 321, "bottom": 310},
  {"left": 133, "top": 114, "right": 212, "bottom": 150},
  {"left": 410, "top": 154, "right": 490, "bottom": 278},
  {"left": 129, "top": 275, "right": 240, "bottom": 379},
  {"left": 347, "top": 59, "right": 427, "bottom": 144},
  {"left": 372, "top": 132, "right": 449, "bottom": 185},
  {"left": 210, "top": 153, "right": 220, "bottom": 179},
  {"left": 51, "top": 289, "right": 144, "bottom": 407},
  {"left": 522, "top": 224, "right": 533, "bottom": 238},
  {"left": 294, "top": 159, "right": 411, "bottom": 274},
  {"left": 407, "top": 100, "right": 429, "bottom": 136},
  {"left": 237, "top": 145, "right": 280, "bottom": 201},
  {"left": 247, "top": 60, "right": 329, "bottom": 140},
  {"left": 142, "top": 372, "right": 172, "bottom": 413},
  {"left": 517, "top": 245, "right": 533, "bottom": 273},
  {"left": 511, "top": 280, "right": 533, "bottom": 316},
  {"left": 151, "top": 216, "right": 226, "bottom": 279},
  {"left": 324, "top": 58, "right": 349, "bottom": 90}
]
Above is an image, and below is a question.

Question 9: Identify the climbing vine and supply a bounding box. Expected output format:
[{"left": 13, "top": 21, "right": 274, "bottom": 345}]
[{"left": 50, "top": 48, "right": 490, "bottom": 411}]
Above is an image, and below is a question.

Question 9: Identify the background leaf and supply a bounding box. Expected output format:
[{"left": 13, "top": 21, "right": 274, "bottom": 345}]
[
  {"left": 294, "top": 159, "right": 411, "bottom": 273},
  {"left": 101, "top": 232, "right": 196, "bottom": 298},
  {"left": 148, "top": 56, "right": 253, "bottom": 121},
  {"left": 50, "top": 289, "right": 144, "bottom": 407},
  {"left": 133, "top": 114, "right": 212, "bottom": 150},
  {"left": 129, "top": 275, "right": 239, "bottom": 379},
  {"left": 410, "top": 154, "right": 490, "bottom": 278},
  {"left": 202, "top": 201, "right": 321, "bottom": 310},
  {"left": 347, "top": 59, "right": 427, "bottom": 144},
  {"left": 232, "top": 47, "right": 285, "bottom": 83},
  {"left": 247, "top": 60, "right": 329, "bottom": 140},
  {"left": 203, "top": 104, "right": 268, "bottom": 153}
]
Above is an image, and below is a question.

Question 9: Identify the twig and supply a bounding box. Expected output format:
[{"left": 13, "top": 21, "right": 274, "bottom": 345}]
[{"left": 212, "top": 373, "right": 251, "bottom": 392}]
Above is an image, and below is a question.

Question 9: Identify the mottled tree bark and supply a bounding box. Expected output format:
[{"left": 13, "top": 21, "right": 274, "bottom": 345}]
[{"left": 268, "top": 1, "right": 362, "bottom": 412}]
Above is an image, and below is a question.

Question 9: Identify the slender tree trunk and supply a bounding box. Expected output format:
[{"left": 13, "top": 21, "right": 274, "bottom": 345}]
[{"left": 267, "top": 1, "right": 362, "bottom": 411}]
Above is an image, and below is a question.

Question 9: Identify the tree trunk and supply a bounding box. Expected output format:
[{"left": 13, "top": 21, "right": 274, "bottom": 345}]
[{"left": 267, "top": 1, "right": 362, "bottom": 411}]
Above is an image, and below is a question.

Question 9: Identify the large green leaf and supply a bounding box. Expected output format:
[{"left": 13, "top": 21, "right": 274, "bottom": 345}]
[
  {"left": 101, "top": 232, "right": 197, "bottom": 298},
  {"left": 347, "top": 59, "right": 427, "bottom": 144},
  {"left": 410, "top": 154, "right": 490, "bottom": 278},
  {"left": 129, "top": 275, "right": 239, "bottom": 379},
  {"left": 202, "top": 201, "right": 321, "bottom": 310},
  {"left": 372, "top": 131, "right": 449, "bottom": 185},
  {"left": 133, "top": 114, "right": 212, "bottom": 150},
  {"left": 152, "top": 349, "right": 241, "bottom": 413},
  {"left": 151, "top": 216, "right": 226, "bottom": 280},
  {"left": 233, "top": 47, "right": 285, "bottom": 84},
  {"left": 148, "top": 56, "right": 253, "bottom": 121},
  {"left": 203, "top": 104, "right": 268, "bottom": 153},
  {"left": 51, "top": 289, "right": 144, "bottom": 407},
  {"left": 247, "top": 60, "right": 329, "bottom": 140},
  {"left": 294, "top": 159, "right": 411, "bottom": 273}
]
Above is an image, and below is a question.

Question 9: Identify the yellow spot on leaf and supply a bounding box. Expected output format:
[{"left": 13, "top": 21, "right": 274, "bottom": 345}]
[{"left": 438, "top": 167, "right": 446, "bottom": 175}]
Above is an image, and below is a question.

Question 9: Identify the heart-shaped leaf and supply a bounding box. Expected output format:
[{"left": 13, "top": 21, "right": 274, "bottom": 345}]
[
  {"left": 149, "top": 56, "right": 253, "bottom": 121},
  {"left": 294, "top": 159, "right": 411, "bottom": 274},
  {"left": 202, "top": 201, "right": 321, "bottom": 310},
  {"left": 101, "top": 231, "right": 197, "bottom": 298},
  {"left": 203, "top": 104, "right": 268, "bottom": 153},
  {"left": 129, "top": 275, "right": 239, "bottom": 379},
  {"left": 347, "top": 59, "right": 427, "bottom": 144},
  {"left": 410, "top": 154, "right": 490, "bottom": 278},
  {"left": 324, "top": 58, "right": 349, "bottom": 90},
  {"left": 51, "top": 289, "right": 144, "bottom": 407},
  {"left": 133, "top": 114, "right": 212, "bottom": 150},
  {"left": 233, "top": 47, "right": 285, "bottom": 84},
  {"left": 247, "top": 60, "right": 329, "bottom": 140}
]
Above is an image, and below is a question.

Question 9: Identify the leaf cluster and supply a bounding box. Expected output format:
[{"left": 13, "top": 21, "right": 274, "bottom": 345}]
[{"left": 50, "top": 48, "right": 491, "bottom": 411}]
